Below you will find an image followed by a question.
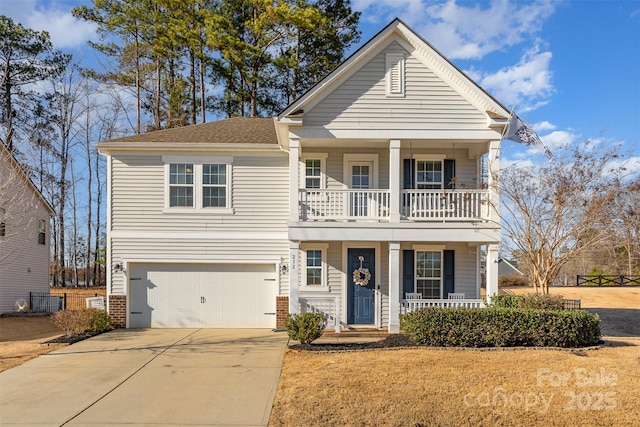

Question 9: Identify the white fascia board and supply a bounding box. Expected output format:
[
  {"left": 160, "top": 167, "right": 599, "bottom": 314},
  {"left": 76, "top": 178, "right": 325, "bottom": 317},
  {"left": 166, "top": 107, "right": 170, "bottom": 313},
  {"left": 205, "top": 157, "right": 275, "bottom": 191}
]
[
  {"left": 289, "top": 127, "right": 504, "bottom": 141},
  {"left": 94, "top": 142, "right": 282, "bottom": 154}
]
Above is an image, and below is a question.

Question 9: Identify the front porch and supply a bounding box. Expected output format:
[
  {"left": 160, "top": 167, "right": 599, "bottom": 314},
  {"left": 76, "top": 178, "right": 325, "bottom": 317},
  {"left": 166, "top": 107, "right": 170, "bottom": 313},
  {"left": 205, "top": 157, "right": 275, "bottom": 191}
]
[{"left": 288, "top": 240, "right": 500, "bottom": 333}]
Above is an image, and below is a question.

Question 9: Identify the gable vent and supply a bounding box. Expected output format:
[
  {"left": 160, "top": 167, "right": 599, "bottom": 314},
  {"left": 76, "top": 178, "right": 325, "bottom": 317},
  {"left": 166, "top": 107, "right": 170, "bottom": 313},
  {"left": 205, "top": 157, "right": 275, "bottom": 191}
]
[{"left": 386, "top": 53, "right": 405, "bottom": 97}]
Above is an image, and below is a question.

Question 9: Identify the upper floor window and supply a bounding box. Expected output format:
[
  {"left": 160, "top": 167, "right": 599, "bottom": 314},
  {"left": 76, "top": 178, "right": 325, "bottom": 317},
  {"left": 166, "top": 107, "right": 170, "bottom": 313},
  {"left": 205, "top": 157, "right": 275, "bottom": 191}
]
[
  {"left": 169, "top": 163, "right": 194, "bottom": 207},
  {"left": 416, "top": 160, "right": 442, "bottom": 189},
  {"left": 38, "top": 219, "right": 46, "bottom": 245},
  {"left": 305, "top": 160, "right": 321, "bottom": 189},
  {"left": 385, "top": 53, "right": 405, "bottom": 97},
  {"left": 301, "top": 154, "right": 327, "bottom": 190},
  {"left": 202, "top": 164, "right": 227, "bottom": 207},
  {"left": 164, "top": 156, "right": 233, "bottom": 212},
  {"left": 0, "top": 207, "right": 5, "bottom": 237}
]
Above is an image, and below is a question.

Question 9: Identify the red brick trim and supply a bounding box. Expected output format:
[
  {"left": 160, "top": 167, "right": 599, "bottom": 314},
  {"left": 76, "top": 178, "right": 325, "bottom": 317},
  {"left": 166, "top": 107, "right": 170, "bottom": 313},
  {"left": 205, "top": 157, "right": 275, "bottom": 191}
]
[
  {"left": 108, "top": 295, "right": 126, "bottom": 328},
  {"left": 276, "top": 296, "right": 289, "bottom": 329}
]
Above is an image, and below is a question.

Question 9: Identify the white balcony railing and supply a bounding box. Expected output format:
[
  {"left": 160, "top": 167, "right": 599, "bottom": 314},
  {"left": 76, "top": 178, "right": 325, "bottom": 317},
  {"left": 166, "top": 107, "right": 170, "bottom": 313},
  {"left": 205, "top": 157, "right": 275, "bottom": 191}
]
[
  {"left": 299, "top": 189, "right": 391, "bottom": 220},
  {"left": 401, "top": 299, "right": 486, "bottom": 314},
  {"left": 298, "top": 189, "right": 489, "bottom": 221},
  {"left": 401, "top": 189, "right": 488, "bottom": 220}
]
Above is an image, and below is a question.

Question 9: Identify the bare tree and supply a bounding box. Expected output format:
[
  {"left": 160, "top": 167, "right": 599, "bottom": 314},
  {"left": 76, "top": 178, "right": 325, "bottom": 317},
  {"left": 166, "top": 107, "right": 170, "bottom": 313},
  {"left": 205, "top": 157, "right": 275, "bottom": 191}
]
[{"left": 494, "top": 142, "right": 627, "bottom": 294}]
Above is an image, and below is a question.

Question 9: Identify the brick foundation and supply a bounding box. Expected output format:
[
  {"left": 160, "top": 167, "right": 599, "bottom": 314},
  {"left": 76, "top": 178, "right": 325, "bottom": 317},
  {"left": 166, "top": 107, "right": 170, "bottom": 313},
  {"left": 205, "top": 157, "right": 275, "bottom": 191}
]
[
  {"left": 276, "top": 296, "right": 289, "bottom": 329},
  {"left": 108, "top": 295, "right": 127, "bottom": 328}
]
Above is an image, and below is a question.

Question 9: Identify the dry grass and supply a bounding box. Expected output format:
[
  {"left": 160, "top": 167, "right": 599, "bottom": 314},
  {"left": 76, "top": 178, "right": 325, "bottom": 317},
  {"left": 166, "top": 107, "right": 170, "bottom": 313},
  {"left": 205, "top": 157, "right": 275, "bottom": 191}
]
[
  {"left": 0, "top": 288, "right": 105, "bottom": 372},
  {"left": 0, "top": 316, "right": 66, "bottom": 372},
  {"left": 270, "top": 287, "right": 640, "bottom": 426}
]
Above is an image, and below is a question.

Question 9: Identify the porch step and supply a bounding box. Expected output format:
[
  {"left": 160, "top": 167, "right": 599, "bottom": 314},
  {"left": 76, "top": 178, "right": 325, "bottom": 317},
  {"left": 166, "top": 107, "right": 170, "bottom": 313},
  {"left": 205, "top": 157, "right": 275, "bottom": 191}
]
[{"left": 317, "top": 328, "right": 390, "bottom": 344}]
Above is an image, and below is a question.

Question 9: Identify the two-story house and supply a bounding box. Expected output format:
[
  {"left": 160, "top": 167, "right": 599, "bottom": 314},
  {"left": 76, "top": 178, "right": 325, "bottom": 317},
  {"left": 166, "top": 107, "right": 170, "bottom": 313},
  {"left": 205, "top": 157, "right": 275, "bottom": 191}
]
[
  {"left": 0, "top": 143, "right": 54, "bottom": 313},
  {"left": 96, "top": 19, "right": 508, "bottom": 331}
]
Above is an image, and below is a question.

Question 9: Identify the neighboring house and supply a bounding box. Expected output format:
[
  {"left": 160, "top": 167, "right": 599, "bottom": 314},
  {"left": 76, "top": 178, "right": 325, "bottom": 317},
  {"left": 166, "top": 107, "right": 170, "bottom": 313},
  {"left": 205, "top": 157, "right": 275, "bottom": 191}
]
[
  {"left": 96, "top": 19, "right": 508, "bottom": 331},
  {"left": 0, "top": 143, "right": 54, "bottom": 313},
  {"left": 498, "top": 258, "right": 525, "bottom": 278}
]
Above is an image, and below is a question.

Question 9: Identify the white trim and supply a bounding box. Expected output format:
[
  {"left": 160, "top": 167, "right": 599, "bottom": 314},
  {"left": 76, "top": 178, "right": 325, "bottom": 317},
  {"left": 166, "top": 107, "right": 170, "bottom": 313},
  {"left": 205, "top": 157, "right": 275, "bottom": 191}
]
[
  {"left": 342, "top": 242, "right": 382, "bottom": 329},
  {"left": 163, "top": 157, "right": 233, "bottom": 211},
  {"left": 106, "top": 153, "right": 112, "bottom": 298},
  {"left": 414, "top": 249, "right": 444, "bottom": 299},
  {"left": 343, "top": 153, "right": 379, "bottom": 189},
  {"left": 412, "top": 154, "right": 447, "bottom": 160},
  {"left": 300, "top": 243, "right": 330, "bottom": 289},
  {"left": 300, "top": 153, "right": 328, "bottom": 190},
  {"left": 412, "top": 244, "right": 446, "bottom": 251},
  {"left": 385, "top": 52, "right": 405, "bottom": 97}
]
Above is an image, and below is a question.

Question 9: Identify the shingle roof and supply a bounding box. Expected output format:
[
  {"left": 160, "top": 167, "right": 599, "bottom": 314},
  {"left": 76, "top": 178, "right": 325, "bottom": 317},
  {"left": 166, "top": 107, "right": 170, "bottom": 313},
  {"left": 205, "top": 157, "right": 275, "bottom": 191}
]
[{"left": 105, "top": 117, "right": 278, "bottom": 144}]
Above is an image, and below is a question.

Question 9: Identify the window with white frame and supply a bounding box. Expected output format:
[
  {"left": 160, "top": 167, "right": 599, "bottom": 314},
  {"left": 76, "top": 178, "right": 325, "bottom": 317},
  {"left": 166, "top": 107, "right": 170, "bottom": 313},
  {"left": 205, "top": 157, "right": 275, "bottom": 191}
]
[
  {"left": 416, "top": 160, "right": 442, "bottom": 189},
  {"left": 169, "top": 163, "right": 194, "bottom": 207},
  {"left": 305, "top": 159, "right": 321, "bottom": 189},
  {"left": 306, "top": 250, "right": 322, "bottom": 286},
  {"left": 302, "top": 155, "right": 327, "bottom": 190},
  {"left": 202, "top": 164, "right": 227, "bottom": 207},
  {"left": 164, "top": 156, "right": 233, "bottom": 211},
  {"left": 38, "top": 220, "right": 46, "bottom": 245},
  {"left": 302, "top": 244, "right": 328, "bottom": 287},
  {"left": 416, "top": 251, "right": 441, "bottom": 298}
]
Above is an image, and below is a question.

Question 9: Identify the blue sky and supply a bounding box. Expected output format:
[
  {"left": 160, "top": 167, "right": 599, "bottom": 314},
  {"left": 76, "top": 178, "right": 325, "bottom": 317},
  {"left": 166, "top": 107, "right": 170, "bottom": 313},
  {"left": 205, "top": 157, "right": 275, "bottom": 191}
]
[{"left": 2, "top": 0, "right": 639, "bottom": 169}]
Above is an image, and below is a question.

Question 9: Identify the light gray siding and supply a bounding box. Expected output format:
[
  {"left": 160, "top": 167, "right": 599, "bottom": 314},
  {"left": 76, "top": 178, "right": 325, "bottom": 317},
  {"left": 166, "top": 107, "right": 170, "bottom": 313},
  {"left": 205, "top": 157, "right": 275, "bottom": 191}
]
[
  {"left": 304, "top": 42, "right": 485, "bottom": 130},
  {"left": 0, "top": 154, "right": 51, "bottom": 313},
  {"left": 108, "top": 151, "right": 290, "bottom": 296}
]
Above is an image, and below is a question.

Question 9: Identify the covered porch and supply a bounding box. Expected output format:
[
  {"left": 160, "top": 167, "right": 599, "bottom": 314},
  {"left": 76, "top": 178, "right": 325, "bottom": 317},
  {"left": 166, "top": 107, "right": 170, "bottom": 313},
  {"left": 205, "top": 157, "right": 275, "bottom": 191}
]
[{"left": 288, "top": 240, "right": 499, "bottom": 333}]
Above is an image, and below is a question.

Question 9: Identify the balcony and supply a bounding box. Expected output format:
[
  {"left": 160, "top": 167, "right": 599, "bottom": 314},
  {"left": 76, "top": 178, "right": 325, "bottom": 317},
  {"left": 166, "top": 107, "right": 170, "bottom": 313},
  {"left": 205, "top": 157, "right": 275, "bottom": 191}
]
[{"left": 298, "top": 189, "right": 489, "bottom": 222}]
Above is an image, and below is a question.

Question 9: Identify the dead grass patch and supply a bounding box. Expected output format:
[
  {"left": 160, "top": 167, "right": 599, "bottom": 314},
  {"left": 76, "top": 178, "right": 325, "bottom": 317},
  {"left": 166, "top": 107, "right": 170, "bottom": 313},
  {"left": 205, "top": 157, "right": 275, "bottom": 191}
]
[
  {"left": 270, "top": 287, "right": 640, "bottom": 426},
  {"left": 0, "top": 317, "right": 66, "bottom": 372}
]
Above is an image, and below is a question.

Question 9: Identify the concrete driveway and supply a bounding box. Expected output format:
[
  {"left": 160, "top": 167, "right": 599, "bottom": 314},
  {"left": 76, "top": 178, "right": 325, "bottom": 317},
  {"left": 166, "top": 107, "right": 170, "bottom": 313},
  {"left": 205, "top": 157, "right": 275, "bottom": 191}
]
[{"left": 0, "top": 329, "right": 288, "bottom": 426}]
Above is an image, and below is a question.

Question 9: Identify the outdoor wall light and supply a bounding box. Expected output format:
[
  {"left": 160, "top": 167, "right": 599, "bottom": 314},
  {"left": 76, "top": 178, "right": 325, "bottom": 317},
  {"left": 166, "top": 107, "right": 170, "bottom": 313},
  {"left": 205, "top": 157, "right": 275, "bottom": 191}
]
[
  {"left": 113, "top": 263, "right": 125, "bottom": 273},
  {"left": 280, "top": 263, "right": 288, "bottom": 275}
]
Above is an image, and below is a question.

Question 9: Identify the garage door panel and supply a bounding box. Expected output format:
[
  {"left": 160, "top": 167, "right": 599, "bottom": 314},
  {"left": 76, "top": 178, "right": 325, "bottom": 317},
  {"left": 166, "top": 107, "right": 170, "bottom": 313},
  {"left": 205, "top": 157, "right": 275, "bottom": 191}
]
[{"left": 129, "top": 263, "right": 277, "bottom": 328}]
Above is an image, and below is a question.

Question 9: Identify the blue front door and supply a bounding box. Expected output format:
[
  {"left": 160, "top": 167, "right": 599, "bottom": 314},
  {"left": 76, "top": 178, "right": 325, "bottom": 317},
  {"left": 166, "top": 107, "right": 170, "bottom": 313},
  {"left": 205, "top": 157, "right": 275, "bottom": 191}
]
[{"left": 347, "top": 248, "right": 375, "bottom": 324}]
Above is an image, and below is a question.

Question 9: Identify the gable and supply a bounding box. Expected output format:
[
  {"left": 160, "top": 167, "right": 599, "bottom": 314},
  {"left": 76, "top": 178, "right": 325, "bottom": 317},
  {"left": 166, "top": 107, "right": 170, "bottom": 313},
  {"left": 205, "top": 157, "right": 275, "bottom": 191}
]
[{"left": 303, "top": 41, "right": 486, "bottom": 130}]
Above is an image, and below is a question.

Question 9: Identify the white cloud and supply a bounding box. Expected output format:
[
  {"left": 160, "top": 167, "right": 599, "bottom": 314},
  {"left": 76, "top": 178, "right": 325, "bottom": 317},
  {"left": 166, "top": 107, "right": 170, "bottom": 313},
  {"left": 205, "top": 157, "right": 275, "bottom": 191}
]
[
  {"left": 470, "top": 44, "right": 554, "bottom": 111},
  {"left": 534, "top": 121, "right": 555, "bottom": 132},
  {"left": 1, "top": 1, "right": 96, "bottom": 50},
  {"left": 541, "top": 130, "right": 576, "bottom": 150},
  {"left": 353, "top": 1, "right": 556, "bottom": 59}
]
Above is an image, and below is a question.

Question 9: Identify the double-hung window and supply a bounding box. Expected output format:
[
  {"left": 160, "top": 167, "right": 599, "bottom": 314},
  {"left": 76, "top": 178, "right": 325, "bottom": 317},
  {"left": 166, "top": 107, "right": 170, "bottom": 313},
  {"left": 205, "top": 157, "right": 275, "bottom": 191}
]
[
  {"left": 302, "top": 154, "right": 327, "bottom": 190},
  {"left": 164, "top": 156, "right": 233, "bottom": 212},
  {"left": 301, "top": 243, "right": 328, "bottom": 288},
  {"left": 415, "top": 250, "right": 442, "bottom": 298},
  {"left": 169, "top": 163, "right": 194, "bottom": 207},
  {"left": 202, "top": 164, "right": 227, "bottom": 207},
  {"left": 416, "top": 160, "right": 442, "bottom": 189},
  {"left": 38, "top": 220, "right": 46, "bottom": 245}
]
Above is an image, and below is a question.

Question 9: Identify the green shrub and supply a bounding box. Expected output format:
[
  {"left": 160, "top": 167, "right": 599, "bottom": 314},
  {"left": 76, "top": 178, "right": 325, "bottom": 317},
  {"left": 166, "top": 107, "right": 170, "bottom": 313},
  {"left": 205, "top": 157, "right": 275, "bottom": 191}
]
[
  {"left": 86, "top": 308, "right": 112, "bottom": 333},
  {"left": 285, "top": 312, "right": 326, "bottom": 345},
  {"left": 400, "top": 307, "right": 600, "bottom": 348},
  {"left": 489, "top": 293, "right": 565, "bottom": 310}
]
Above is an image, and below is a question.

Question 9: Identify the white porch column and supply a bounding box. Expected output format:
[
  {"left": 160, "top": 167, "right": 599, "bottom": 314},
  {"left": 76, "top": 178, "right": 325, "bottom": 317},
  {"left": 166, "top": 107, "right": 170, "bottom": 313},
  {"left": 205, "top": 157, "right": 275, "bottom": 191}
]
[
  {"left": 487, "top": 139, "right": 500, "bottom": 223},
  {"left": 289, "top": 240, "right": 300, "bottom": 314},
  {"left": 389, "top": 139, "right": 401, "bottom": 222},
  {"left": 485, "top": 244, "right": 499, "bottom": 303},
  {"left": 388, "top": 241, "right": 401, "bottom": 333},
  {"left": 289, "top": 138, "right": 300, "bottom": 222}
]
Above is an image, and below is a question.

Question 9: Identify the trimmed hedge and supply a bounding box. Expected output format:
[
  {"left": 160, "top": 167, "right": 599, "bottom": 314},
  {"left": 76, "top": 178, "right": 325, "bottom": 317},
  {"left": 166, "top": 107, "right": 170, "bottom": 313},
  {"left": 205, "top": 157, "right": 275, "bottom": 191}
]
[
  {"left": 490, "top": 293, "right": 565, "bottom": 310},
  {"left": 400, "top": 307, "right": 601, "bottom": 348}
]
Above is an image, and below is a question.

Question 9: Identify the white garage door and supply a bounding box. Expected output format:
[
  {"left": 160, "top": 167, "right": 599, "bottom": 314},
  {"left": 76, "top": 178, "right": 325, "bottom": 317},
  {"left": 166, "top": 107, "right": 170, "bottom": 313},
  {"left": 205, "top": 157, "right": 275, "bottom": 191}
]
[{"left": 128, "top": 263, "right": 277, "bottom": 328}]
